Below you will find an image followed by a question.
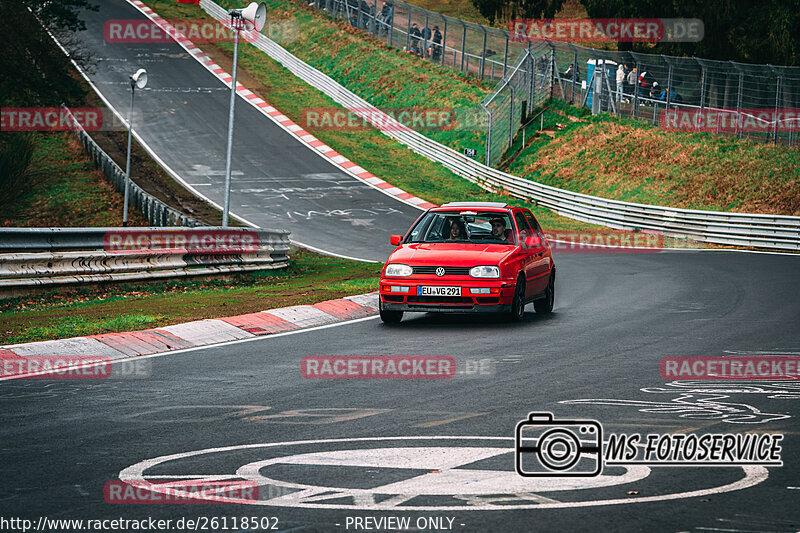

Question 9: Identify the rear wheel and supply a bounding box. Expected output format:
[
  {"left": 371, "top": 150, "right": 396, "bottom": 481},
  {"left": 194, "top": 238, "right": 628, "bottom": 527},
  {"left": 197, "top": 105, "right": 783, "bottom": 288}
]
[
  {"left": 508, "top": 275, "right": 526, "bottom": 322},
  {"left": 534, "top": 271, "right": 555, "bottom": 314},
  {"left": 379, "top": 301, "right": 403, "bottom": 324}
]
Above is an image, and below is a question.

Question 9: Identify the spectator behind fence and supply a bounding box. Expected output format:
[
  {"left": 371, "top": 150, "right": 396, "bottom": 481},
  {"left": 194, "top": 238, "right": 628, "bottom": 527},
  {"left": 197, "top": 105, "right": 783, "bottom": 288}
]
[
  {"left": 537, "top": 54, "right": 547, "bottom": 88},
  {"left": 431, "top": 25, "right": 442, "bottom": 61},
  {"left": 359, "top": 0, "right": 370, "bottom": 29},
  {"left": 421, "top": 25, "right": 432, "bottom": 58},
  {"left": 649, "top": 81, "right": 661, "bottom": 100},
  {"left": 626, "top": 67, "right": 637, "bottom": 97},
  {"left": 378, "top": 2, "right": 393, "bottom": 36},
  {"left": 616, "top": 64, "right": 626, "bottom": 103},
  {"left": 563, "top": 63, "right": 580, "bottom": 82},
  {"left": 409, "top": 23, "right": 422, "bottom": 57}
]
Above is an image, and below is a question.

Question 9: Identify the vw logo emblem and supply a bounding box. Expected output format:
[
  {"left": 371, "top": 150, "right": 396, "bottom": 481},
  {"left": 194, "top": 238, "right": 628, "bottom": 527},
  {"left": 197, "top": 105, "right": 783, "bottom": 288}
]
[{"left": 435, "top": 267, "right": 446, "bottom": 277}]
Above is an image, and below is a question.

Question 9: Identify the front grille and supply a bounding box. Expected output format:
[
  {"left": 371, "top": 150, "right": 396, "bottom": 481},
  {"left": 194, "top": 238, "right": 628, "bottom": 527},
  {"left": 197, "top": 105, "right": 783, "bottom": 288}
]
[
  {"left": 382, "top": 294, "right": 404, "bottom": 302},
  {"left": 407, "top": 296, "right": 473, "bottom": 305},
  {"left": 476, "top": 297, "right": 500, "bottom": 304},
  {"left": 412, "top": 266, "right": 472, "bottom": 276}
]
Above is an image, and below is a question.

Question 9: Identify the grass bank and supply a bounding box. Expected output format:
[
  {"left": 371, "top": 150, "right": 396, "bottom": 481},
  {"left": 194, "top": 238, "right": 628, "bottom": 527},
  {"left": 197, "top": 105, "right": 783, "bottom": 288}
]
[{"left": 0, "top": 132, "right": 148, "bottom": 227}]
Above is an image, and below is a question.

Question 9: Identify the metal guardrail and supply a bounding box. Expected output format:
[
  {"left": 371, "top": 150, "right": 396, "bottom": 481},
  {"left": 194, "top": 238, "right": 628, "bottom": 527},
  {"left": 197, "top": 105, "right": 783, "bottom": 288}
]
[
  {"left": 0, "top": 228, "right": 291, "bottom": 290},
  {"left": 201, "top": 0, "right": 800, "bottom": 251}
]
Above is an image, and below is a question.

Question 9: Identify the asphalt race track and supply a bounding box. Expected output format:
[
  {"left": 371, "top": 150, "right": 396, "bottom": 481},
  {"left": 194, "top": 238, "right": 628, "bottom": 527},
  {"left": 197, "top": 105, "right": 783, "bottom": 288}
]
[
  {"left": 2, "top": 1, "right": 799, "bottom": 531},
  {"left": 62, "top": 0, "right": 421, "bottom": 261},
  {"left": 3, "top": 251, "right": 799, "bottom": 531}
]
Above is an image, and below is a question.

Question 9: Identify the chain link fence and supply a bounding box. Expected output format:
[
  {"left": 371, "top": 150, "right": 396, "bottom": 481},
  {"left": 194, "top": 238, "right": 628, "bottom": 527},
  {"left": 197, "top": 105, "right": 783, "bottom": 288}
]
[
  {"left": 480, "top": 45, "right": 552, "bottom": 166},
  {"left": 307, "top": 0, "right": 800, "bottom": 163}
]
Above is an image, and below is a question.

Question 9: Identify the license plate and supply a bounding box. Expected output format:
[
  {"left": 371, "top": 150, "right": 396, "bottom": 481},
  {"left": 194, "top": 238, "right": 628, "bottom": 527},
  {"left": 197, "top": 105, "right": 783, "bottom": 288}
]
[{"left": 418, "top": 286, "right": 461, "bottom": 296}]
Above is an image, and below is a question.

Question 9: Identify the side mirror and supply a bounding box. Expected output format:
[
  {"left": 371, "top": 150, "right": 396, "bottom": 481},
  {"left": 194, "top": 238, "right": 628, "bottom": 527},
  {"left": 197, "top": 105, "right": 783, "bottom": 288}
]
[{"left": 390, "top": 235, "right": 402, "bottom": 246}]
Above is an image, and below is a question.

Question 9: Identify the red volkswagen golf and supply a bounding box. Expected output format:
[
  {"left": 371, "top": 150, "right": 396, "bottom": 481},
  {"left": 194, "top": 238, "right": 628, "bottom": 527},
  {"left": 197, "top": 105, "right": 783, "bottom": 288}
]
[{"left": 379, "top": 202, "right": 555, "bottom": 323}]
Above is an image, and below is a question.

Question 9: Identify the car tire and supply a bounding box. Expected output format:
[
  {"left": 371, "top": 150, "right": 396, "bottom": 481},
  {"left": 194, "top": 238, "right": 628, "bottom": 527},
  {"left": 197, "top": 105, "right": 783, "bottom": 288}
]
[
  {"left": 379, "top": 301, "right": 403, "bottom": 324},
  {"left": 534, "top": 271, "right": 555, "bottom": 314},
  {"left": 508, "top": 274, "right": 526, "bottom": 322}
]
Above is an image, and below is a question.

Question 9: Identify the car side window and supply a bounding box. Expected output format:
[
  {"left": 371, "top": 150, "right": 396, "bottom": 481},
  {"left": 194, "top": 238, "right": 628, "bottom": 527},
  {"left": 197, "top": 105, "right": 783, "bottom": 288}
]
[
  {"left": 524, "top": 213, "right": 541, "bottom": 234},
  {"left": 514, "top": 212, "right": 532, "bottom": 243}
]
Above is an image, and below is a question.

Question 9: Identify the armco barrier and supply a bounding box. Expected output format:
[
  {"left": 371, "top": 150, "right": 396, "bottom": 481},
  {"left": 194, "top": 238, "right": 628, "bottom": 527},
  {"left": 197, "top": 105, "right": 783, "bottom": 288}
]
[
  {"left": 200, "top": 0, "right": 800, "bottom": 251},
  {"left": 0, "top": 228, "right": 290, "bottom": 290}
]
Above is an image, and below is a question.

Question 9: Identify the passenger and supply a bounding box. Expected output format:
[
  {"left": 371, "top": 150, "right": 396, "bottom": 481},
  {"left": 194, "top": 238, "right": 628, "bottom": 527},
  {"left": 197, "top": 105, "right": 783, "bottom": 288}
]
[
  {"left": 490, "top": 217, "right": 513, "bottom": 243},
  {"left": 448, "top": 219, "right": 467, "bottom": 240}
]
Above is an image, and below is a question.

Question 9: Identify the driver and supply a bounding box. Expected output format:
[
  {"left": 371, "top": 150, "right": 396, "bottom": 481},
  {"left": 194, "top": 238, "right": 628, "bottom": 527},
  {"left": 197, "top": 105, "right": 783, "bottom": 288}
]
[{"left": 490, "top": 217, "right": 513, "bottom": 243}]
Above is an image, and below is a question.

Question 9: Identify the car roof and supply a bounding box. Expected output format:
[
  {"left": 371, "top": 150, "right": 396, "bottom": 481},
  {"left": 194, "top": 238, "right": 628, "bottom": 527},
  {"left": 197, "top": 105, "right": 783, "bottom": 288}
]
[{"left": 435, "top": 201, "right": 509, "bottom": 211}]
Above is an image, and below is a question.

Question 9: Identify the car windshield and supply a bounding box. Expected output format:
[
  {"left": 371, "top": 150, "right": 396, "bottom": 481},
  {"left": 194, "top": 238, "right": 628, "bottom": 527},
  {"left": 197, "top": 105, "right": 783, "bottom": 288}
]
[{"left": 405, "top": 211, "right": 516, "bottom": 244}]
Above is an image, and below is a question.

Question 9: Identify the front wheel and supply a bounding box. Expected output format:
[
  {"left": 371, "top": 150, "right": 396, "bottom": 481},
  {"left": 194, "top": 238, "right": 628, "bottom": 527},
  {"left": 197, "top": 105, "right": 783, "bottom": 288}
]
[
  {"left": 379, "top": 301, "right": 403, "bottom": 324},
  {"left": 508, "top": 275, "right": 526, "bottom": 322},
  {"left": 534, "top": 272, "right": 555, "bottom": 314}
]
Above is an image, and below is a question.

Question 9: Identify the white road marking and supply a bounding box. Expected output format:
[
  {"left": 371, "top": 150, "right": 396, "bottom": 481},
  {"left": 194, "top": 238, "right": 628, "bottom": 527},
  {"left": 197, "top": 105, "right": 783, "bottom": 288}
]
[{"left": 119, "top": 436, "right": 768, "bottom": 511}]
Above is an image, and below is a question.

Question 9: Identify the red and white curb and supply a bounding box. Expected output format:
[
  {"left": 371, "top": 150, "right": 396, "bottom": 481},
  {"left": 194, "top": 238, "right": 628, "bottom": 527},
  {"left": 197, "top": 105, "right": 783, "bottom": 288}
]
[
  {"left": 128, "top": 0, "right": 436, "bottom": 211},
  {"left": 0, "top": 293, "right": 379, "bottom": 377}
]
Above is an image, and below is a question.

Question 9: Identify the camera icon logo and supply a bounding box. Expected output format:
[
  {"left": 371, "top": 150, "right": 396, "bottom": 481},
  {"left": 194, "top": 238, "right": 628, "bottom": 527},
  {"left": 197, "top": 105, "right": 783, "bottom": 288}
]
[{"left": 515, "top": 412, "right": 603, "bottom": 477}]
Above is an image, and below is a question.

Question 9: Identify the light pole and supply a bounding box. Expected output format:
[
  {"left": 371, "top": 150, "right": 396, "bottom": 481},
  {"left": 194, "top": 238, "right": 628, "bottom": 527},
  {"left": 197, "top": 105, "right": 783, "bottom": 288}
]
[
  {"left": 123, "top": 68, "right": 148, "bottom": 227},
  {"left": 222, "top": 2, "right": 266, "bottom": 227}
]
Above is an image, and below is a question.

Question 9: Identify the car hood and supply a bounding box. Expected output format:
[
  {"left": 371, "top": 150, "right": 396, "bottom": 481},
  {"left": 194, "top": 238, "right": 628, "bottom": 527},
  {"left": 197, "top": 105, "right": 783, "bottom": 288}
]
[{"left": 388, "top": 242, "right": 516, "bottom": 266}]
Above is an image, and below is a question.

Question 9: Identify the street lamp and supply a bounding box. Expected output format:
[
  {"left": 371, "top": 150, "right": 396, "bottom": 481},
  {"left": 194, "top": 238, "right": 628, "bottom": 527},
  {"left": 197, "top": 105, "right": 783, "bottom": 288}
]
[
  {"left": 222, "top": 2, "right": 266, "bottom": 227},
  {"left": 123, "top": 68, "right": 148, "bottom": 227}
]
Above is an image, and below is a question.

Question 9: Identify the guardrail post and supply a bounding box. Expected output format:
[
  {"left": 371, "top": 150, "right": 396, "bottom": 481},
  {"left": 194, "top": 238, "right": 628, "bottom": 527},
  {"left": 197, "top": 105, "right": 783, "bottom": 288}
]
[
  {"left": 633, "top": 60, "right": 640, "bottom": 120},
  {"left": 663, "top": 56, "right": 673, "bottom": 112},
  {"left": 548, "top": 41, "right": 555, "bottom": 100},
  {"left": 405, "top": 7, "right": 412, "bottom": 51},
  {"left": 424, "top": 11, "right": 429, "bottom": 59},
  {"left": 479, "top": 26, "right": 487, "bottom": 79},
  {"left": 482, "top": 104, "right": 492, "bottom": 166},
  {"left": 509, "top": 85, "right": 515, "bottom": 149},
  {"left": 698, "top": 59, "right": 706, "bottom": 129},
  {"left": 570, "top": 44, "right": 578, "bottom": 104},
  {"left": 459, "top": 21, "right": 466, "bottom": 71},
  {"left": 387, "top": 2, "right": 394, "bottom": 45},
  {"left": 528, "top": 48, "right": 534, "bottom": 105},
  {"left": 768, "top": 65, "right": 782, "bottom": 144},
  {"left": 441, "top": 18, "right": 447, "bottom": 66},
  {"left": 502, "top": 32, "right": 509, "bottom": 79}
]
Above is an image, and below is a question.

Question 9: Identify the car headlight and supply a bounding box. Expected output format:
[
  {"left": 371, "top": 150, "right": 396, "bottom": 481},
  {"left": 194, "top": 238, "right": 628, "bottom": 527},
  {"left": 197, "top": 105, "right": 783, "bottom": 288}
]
[
  {"left": 470, "top": 266, "right": 500, "bottom": 278},
  {"left": 385, "top": 263, "right": 413, "bottom": 277}
]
